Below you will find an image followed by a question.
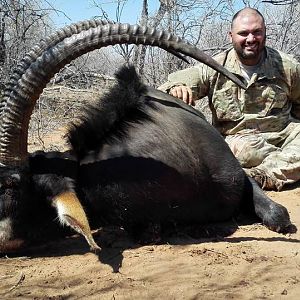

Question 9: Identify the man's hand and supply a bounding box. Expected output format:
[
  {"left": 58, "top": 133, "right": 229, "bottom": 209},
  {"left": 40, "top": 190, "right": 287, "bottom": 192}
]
[{"left": 169, "top": 86, "right": 195, "bottom": 106}]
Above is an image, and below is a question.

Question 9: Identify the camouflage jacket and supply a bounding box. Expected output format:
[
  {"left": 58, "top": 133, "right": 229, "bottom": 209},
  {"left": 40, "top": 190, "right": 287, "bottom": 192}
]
[{"left": 159, "top": 47, "right": 300, "bottom": 135}]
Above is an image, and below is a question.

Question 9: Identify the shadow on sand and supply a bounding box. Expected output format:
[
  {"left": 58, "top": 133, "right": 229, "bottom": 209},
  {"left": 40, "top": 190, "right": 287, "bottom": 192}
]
[{"left": 4, "top": 214, "right": 298, "bottom": 273}]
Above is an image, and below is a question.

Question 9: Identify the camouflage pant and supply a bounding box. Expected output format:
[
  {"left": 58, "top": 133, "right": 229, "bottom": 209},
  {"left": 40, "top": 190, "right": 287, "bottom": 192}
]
[{"left": 225, "top": 122, "right": 300, "bottom": 191}]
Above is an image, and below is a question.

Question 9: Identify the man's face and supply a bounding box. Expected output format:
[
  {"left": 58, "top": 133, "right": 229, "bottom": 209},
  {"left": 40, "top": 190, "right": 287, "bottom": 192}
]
[{"left": 229, "top": 13, "right": 266, "bottom": 65}]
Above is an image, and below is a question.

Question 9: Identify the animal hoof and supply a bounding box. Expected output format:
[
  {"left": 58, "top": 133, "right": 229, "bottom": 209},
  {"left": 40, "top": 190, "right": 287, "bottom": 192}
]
[
  {"left": 267, "top": 223, "right": 297, "bottom": 234},
  {"left": 280, "top": 223, "right": 297, "bottom": 234},
  {"left": 262, "top": 201, "right": 294, "bottom": 234}
]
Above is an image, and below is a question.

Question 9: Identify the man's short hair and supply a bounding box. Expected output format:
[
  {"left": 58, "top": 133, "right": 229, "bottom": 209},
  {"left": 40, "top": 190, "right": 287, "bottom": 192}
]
[{"left": 231, "top": 7, "right": 265, "bottom": 29}]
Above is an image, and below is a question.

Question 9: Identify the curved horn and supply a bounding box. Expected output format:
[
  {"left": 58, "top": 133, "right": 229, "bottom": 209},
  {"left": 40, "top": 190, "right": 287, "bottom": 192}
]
[{"left": 0, "top": 21, "right": 246, "bottom": 166}]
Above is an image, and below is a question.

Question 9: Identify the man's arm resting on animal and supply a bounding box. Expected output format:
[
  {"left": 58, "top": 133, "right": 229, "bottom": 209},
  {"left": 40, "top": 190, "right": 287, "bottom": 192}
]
[{"left": 158, "top": 64, "right": 212, "bottom": 106}]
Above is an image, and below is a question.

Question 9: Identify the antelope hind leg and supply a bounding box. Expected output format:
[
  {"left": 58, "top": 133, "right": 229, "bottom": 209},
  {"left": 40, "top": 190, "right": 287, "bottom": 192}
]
[{"left": 248, "top": 177, "right": 297, "bottom": 234}]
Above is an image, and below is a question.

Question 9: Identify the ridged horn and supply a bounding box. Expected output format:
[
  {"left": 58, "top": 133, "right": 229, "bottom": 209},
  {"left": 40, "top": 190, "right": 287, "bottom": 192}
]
[{"left": 0, "top": 21, "right": 246, "bottom": 167}]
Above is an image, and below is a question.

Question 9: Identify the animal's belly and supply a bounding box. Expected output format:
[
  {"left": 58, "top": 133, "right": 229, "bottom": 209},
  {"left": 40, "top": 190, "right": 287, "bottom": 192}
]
[{"left": 78, "top": 156, "right": 242, "bottom": 226}]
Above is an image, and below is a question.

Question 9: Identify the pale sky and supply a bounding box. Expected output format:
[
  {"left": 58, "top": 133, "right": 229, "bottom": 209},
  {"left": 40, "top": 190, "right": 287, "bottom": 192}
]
[{"left": 46, "top": 0, "right": 160, "bottom": 28}]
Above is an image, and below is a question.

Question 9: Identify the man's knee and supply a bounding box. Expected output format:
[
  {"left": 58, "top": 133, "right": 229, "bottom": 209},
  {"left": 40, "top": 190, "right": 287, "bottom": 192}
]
[{"left": 225, "top": 134, "right": 278, "bottom": 168}]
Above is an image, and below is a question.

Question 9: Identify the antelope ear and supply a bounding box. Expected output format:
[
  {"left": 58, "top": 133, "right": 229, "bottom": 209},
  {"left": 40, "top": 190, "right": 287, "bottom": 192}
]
[{"left": 53, "top": 191, "right": 100, "bottom": 252}]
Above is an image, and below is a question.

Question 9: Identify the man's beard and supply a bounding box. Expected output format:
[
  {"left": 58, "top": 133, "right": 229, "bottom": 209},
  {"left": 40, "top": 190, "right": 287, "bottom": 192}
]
[
  {"left": 233, "top": 37, "right": 266, "bottom": 63},
  {"left": 241, "top": 44, "right": 260, "bottom": 59}
]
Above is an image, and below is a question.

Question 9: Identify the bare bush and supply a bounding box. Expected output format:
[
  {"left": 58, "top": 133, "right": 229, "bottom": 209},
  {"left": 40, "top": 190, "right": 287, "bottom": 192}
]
[
  {"left": 0, "top": 0, "right": 55, "bottom": 87},
  {"left": 28, "top": 74, "right": 115, "bottom": 152}
]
